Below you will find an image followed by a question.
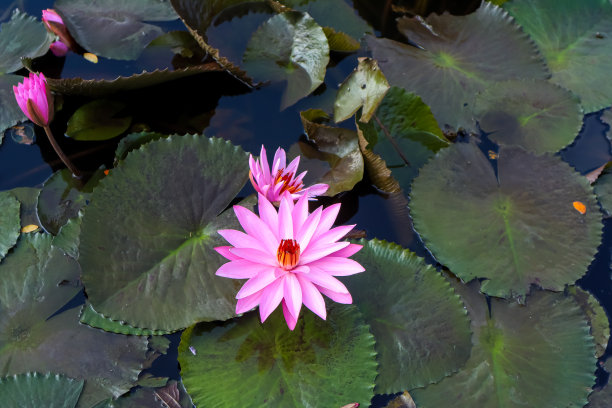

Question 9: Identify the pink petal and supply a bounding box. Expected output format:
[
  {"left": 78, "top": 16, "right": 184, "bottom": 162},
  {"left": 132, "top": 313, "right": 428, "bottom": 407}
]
[
  {"left": 317, "top": 286, "right": 353, "bottom": 304},
  {"left": 303, "top": 266, "right": 350, "bottom": 293},
  {"left": 214, "top": 246, "right": 241, "bottom": 261},
  {"left": 284, "top": 155, "right": 300, "bottom": 176},
  {"left": 306, "top": 183, "right": 329, "bottom": 198},
  {"left": 236, "top": 290, "right": 263, "bottom": 314},
  {"left": 308, "top": 257, "right": 365, "bottom": 276},
  {"left": 259, "top": 277, "right": 284, "bottom": 322},
  {"left": 329, "top": 243, "right": 362, "bottom": 258},
  {"left": 296, "top": 206, "right": 322, "bottom": 251},
  {"left": 229, "top": 247, "right": 276, "bottom": 266},
  {"left": 312, "top": 203, "right": 341, "bottom": 239},
  {"left": 282, "top": 300, "right": 298, "bottom": 330},
  {"left": 316, "top": 224, "right": 355, "bottom": 245},
  {"left": 50, "top": 40, "right": 69, "bottom": 57},
  {"left": 283, "top": 273, "right": 302, "bottom": 319},
  {"left": 299, "top": 241, "right": 350, "bottom": 264},
  {"left": 259, "top": 145, "right": 271, "bottom": 182},
  {"left": 218, "top": 229, "right": 266, "bottom": 251},
  {"left": 233, "top": 205, "right": 278, "bottom": 255},
  {"left": 296, "top": 274, "right": 326, "bottom": 320},
  {"left": 216, "top": 259, "right": 268, "bottom": 279},
  {"left": 257, "top": 194, "right": 279, "bottom": 240},
  {"left": 236, "top": 267, "right": 278, "bottom": 299},
  {"left": 277, "top": 195, "right": 294, "bottom": 240},
  {"left": 292, "top": 193, "right": 309, "bottom": 233}
]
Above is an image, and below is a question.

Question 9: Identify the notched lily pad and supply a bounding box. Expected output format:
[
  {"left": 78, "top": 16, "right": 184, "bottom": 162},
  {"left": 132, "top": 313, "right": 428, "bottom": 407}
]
[
  {"left": 569, "top": 287, "right": 610, "bottom": 358},
  {"left": 410, "top": 142, "right": 602, "bottom": 299},
  {"left": 0, "top": 74, "right": 28, "bottom": 136},
  {"left": 178, "top": 304, "right": 377, "bottom": 407},
  {"left": 323, "top": 27, "right": 360, "bottom": 52},
  {"left": 92, "top": 379, "right": 193, "bottom": 408},
  {"left": 66, "top": 100, "right": 131, "bottom": 141},
  {"left": 0, "top": 9, "right": 53, "bottom": 74},
  {"left": 0, "top": 372, "right": 84, "bottom": 408},
  {"left": 80, "top": 303, "right": 171, "bottom": 335},
  {"left": 115, "top": 131, "right": 169, "bottom": 162},
  {"left": 593, "top": 164, "right": 612, "bottom": 218},
  {"left": 0, "top": 191, "right": 20, "bottom": 261}
]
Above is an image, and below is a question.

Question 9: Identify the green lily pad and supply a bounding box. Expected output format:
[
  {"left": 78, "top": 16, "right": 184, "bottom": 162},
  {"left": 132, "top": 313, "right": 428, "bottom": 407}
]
[
  {"left": 385, "top": 391, "right": 417, "bottom": 408},
  {"left": 349, "top": 239, "right": 472, "bottom": 392},
  {"left": 79, "top": 135, "right": 250, "bottom": 331},
  {"left": 299, "top": 109, "right": 364, "bottom": 196},
  {"left": 0, "top": 234, "right": 149, "bottom": 408},
  {"left": 55, "top": 0, "right": 178, "bottom": 60},
  {"left": 322, "top": 27, "right": 360, "bottom": 52},
  {"left": 148, "top": 30, "right": 204, "bottom": 59},
  {"left": 37, "top": 168, "right": 104, "bottom": 235},
  {"left": 114, "top": 131, "right": 169, "bottom": 162},
  {"left": 178, "top": 304, "right": 377, "bottom": 407},
  {"left": 357, "top": 86, "right": 448, "bottom": 190},
  {"left": 66, "top": 100, "right": 131, "bottom": 141},
  {"left": 357, "top": 129, "right": 400, "bottom": 193},
  {"left": 334, "top": 57, "right": 390, "bottom": 123},
  {"left": 9, "top": 187, "right": 40, "bottom": 231},
  {"left": 0, "top": 190, "right": 20, "bottom": 261},
  {"left": 52, "top": 212, "right": 81, "bottom": 260},
  {"left": 0, "top": 74, "right": 28, "bottom": 137},
  {"left": 473, "top": 79, "right": 583, "bottom": 154},
  {"left": 594, "top": 165, "right": 612, "bottom": 218},
  {"left": 410, "top": 142, "right": 602, "bottom": 299},
  {"left": 92, "top": 380, "right": 193, "bottom": 408},
  {"left": 243, "top": 11, "right": 329, "bottom": 109},
  {"left": 412, "top": 288, "right": 596, "bottom": 408},
  {"left": 80, "top": 303, "right": 171, "bottom": 335},
  {"left": 0, "top": 10, "right": 52, "bottom": 74},
  {"left": 587, "top": 359, "right": 612, "bottom": 408},
  {"left": 570, "top": 287, "right": 610, "bottom": 358},
  {"left": 367, "top": 2, "right": 548, "bottom": 130},
  {"left": 0, "top": 373, "right": 84, "bottom": 408},
  {"left": 504, "top": 0, "right": 612, "bottom": 113}
]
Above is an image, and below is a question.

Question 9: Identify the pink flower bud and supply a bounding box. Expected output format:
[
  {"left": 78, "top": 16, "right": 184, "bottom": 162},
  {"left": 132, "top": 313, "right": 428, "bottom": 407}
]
[{"left": 13, "top": 73, "right": 54, "bottom": 127}]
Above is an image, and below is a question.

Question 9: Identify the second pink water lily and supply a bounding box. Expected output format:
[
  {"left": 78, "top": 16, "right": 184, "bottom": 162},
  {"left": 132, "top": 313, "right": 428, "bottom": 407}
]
[{"left": 215, "top": 193, "right": 364, "bottom": 330}]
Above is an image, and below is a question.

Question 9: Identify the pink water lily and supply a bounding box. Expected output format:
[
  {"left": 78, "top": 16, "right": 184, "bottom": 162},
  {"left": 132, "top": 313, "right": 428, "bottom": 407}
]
[
  {"left": 215, "top": 193, "right": 364, "bottom": 330},
  {"left": 249, "top": 145, "right": 328, "bottom": 203},
  {"left": 42, "top": 9, "right": 77, "bottom": 56},
  {"left": 13, "top": 72, "right": 53, "bottom": 127}
]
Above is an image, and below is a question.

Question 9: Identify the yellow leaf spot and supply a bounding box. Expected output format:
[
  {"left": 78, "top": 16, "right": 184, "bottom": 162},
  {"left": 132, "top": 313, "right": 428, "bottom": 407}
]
[
  {"left": 573, "top": 201, "right": 586, "bottom": 214},
  {"left": 488, "top": 150, "right": 498, "bottom": 160},
  {"left": 21, "top": 224, "right": 39, "bottom": 233},
  {"left": 83, "top": 53, "right": 98, "bottom": 63}
]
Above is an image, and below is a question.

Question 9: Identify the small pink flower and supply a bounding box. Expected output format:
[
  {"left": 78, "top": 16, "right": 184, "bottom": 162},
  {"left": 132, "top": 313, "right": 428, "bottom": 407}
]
[
  {"left": 215, "top": 193, "right": 364, "bottom": 330},
  {"left": 249, "top": 145, "right": 328, "bottom": 203},
  {"left": 42, "top": 9, "right": 64, "bottom": 28},
  {"left": 49, "top": 40, "right": 69, "bottom": 57},
  {"left": 13, "top": 72, "right": 54, "bottom": 127},
  {"left": 42, "top": 9, "right": 78, "bottom": 55}
]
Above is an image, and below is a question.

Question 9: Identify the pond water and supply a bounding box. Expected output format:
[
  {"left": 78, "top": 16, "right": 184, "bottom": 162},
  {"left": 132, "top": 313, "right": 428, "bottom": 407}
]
[{"left": 1, "top": 0, "right": 612, "bottom": 407}]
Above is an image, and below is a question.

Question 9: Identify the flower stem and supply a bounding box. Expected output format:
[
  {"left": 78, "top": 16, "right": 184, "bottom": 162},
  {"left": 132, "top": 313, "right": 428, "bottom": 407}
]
[{"left": 43, "top": 125, "right": 81, "bottom": 177}]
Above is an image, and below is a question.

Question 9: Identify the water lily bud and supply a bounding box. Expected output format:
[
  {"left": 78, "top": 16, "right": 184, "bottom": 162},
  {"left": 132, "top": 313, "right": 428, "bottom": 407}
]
[{"left": 13, "top": 73, "right": 54, "bottom": 127}]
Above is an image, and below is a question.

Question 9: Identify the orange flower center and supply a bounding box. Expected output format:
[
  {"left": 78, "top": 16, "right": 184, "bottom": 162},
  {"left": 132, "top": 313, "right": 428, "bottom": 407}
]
[
  {"left": 274, "top": 170, "right": 302, "bottom": 195},
  {"left": 277, "top": 239, "right": 300, "bottom": 270}
]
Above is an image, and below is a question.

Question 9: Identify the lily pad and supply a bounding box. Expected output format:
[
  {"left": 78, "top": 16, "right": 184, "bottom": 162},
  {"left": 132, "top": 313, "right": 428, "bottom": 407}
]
[
  {"left": 114, "top": 131, "right": 169, "bottom": 162},
  {"left": 587, "top": 359, "right": 612, "bottom": 408},
  {"left": 349, "top": 239, "right": 472, "bottom": 392},
  {"left": 357, "top": 129, "right": 400, "bottom": 193},
  {"left": 52, "top": 212, "right": 82, "bottom": 260},
  {"left": 178, "top": 304, "right": 377, "bottom": 407},
  {"left": 367, "top": 2, "right": 548, "bottom": 130},
  {"left": 504, "top": 0, "right": 612, "bottom": 113},
  {"left": 243, "top": 11, "right": 329, "bottom": 109},
  {"left": 92, "top": 380, "right": 193, "bottom": 408},
  {"left": 334, "top": 57, "right": 390, "bottom": 123},
  {"left": 412, "top": 288, "right": 596, "bottom": 408},
  {"left": 0, "top": 10, "right": 53, "bottom": 74},
  {"left": 299, "top": 109, "right": 364, "bottom": 196},
  {"left": 409, "top": 142, "right": 602, "bottom": 299},
  {"left": 80, "top": 303, "right": 170, "bottom": 335},
  {"left": 9, "top": 187, "right": 40, "bottom": 231},
  {"left": 0, "top": 234, "right": 149, "bottom": 408},
  {"left": 570, "top": 287, "right": 610, "bottom": 358},
  {"left": 474, "top": 79, "right": 583, "bottom": 153},
  {"left": 593, "top": 165, "right": 612, "bottom": 218},
  {"left": 0, "top": 372, "right": 84, "bottom": 408},
  {"left": 66, "top": 100, "right": 131, "bottom": 141},
  {"left": 0, "top": 190, "right": 20, "bottom": 261},
  {"left": 322, "top": 27, "right": 360, "bottom": 52},
  {"left": 55, "top": 0, "right": 178, "bottom": 60},
  {"left": 0, "top": 74, "right": 28, "bottom": 137},
  {"left": 79, "top": 135, "right": 250, "bottom": 331}
]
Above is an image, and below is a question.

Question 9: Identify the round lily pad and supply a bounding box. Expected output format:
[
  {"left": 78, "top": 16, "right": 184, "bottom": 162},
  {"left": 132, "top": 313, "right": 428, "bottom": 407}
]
[
  {"left": 409, "top": 142, "right": 602, "bottom": 298},
  {"left": 570, "top": 287, "right": 610, "bottom": 358},
  {"left": 79, "top": 135, "right": 250, "bottom": 331},
  {"left": 367, "top": 2, "right": 548, "bottom": 130},
  {"left": 0, "top": 10, "right": 52, "bottom": 74},
  {"left": 349, "top": 239, "right": 472, "bottom": 392},
  {"left": 0, "top": 74, "right": 28, "bottom": 137},
  {"left": 474, "top": 79, "right": 583, "bottom": 154},
  {"left": 0, "top": 373, "right": 83, "bottom": 408},
  {"left": 0, "top": 190, "right": 20, "bottom": 261},
  {"left": 178, "top": 305, "right": 377, "bottom": 407},
  {"left": 594, "top": 165, "right": 612, "bottom": 218},
  {"left": 412, "top": 288, "right": 596, "bottom": 408}
]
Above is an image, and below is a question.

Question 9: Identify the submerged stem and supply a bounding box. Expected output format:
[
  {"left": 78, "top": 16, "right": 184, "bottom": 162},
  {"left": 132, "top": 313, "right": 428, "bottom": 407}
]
[{"left": 43, "top": 125, "right": 81, "bottom": 177}]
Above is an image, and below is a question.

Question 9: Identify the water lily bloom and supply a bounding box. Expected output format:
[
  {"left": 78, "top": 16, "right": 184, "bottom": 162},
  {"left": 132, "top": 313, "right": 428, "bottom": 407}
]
[
  {"left": 249, "top": 145, "right": 328, "bottom": 203},
  {"left": 42, "top": 9, "right": 78, "bottom": 55},
  {"left": 49, "top": 40, "right": 69, "bottom": 57},
  {"left": 13, "top": 72, "right": 53, "bottom": 127},
  {"left": 215, "top": 192, "right": 364, "bottom": 330}
]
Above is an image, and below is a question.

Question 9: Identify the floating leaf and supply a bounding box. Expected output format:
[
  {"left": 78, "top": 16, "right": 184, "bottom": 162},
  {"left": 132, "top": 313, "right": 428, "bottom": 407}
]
[
  {"left": 9, "top": 187, "right": 39, "bottom": 230},
  {"left": 79, "top": 135, "right": 250, "bottom": 331},
  {"left": 410, "top": 142, "right": 602, "bottom": 299},
  {"left": 52, "top": 212, "right": 82, "bottom": 259},
  {"left": 115, "top": 131, "right": 169, "bottom": 162},
  {"left": 0, "top": 234, "right": 149, "bottom": 408},
  {"left": 92, "top": 380, "right": 193, "bottom": 408},
  {"left": 80, "top": 303, "right": 171, "bottom": 335},
  {"left": 357, "top": 128, "right": 400, "bottom": 193},
  {"left": 243, "top": 11, "right": 329, "bottom": 109},
  {"left": 587, "top": 359, "right": 612, "bottom": 408},
  {"left": 55, "top": 0, "right": 178, "bottom": 60},
  {"left": 412, "top": 288, "right": 596, "bottom": 408},
  {"left": 334, "top": 57, "right": 390, "bottom": 123},
  {"left": 0, "top": 191, "right": 20, "bottom": 261},
  {"left": 0, "top": 74, "right": 28, "bottom": 137},
  {"left": 148, "top": 30, "right": 203, "bottom": 58},
  {"left": 367, "top": 2, "right": 548, "bottom": 130},
  {"left": 504, "top": 0, "right": 612, "bottom": 112},
  {"left": 66, "top": 100, "right": 131, "bottom": 141},
  {"left": 474, "top": 79, "right": 583, "bottom": 153},
  {"left": 349, "top": 239, "right": 472, "bottom": 392},
  {"left": 385, "top": 391, "right": 417, "bottom": 408},
  {"left": 323, "top": 27, "right": 360, "bottom": 52},
  {"left": 593, "top": 165, "right": 612, "bottom": 218},
  {"left": 0, "top": 373, "right": 84, "bottom": 408},
  {"left": 570, "top": 287, "right": 610, "bottom": 358},
  {"left": 0, "top": 10, "right": 53, "bottom": 74},
  {"left": 299, "top": 109, "right": 364, "bottom": 195},
  {"left": 178, "top": 305, "right": 377, "bottom": 407}
]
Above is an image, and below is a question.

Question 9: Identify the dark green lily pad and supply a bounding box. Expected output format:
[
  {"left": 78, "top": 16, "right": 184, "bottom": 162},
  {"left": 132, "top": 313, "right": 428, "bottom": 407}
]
[
  {"left": 410, "top": 142, "right": 602, "bottom": 299},
  {"left": 178, "top": 304, "right": 377, "bottom": 407},
  {"left": 9, "top": 187, "right": 40, "bottom": 231},
  {"left": 37, "top": 168, "right": 104, "bottom": 235},
  {"left": 55, "top": 0, "right": 178, "bottom": 60},
  {"left": 594, "top": 165, "right": 612, "bottom": 218},
  {"left": 92, "top": 380, "right": 193, "bottom": 408},
  {"left": 80, "top": 303, "right": 171, "bottom": 335},
  {"left": 412, "top": 287, "right": 596, "bottom": 408},
  {"left": 357, "top": 129, "right": 400, "bottom": 193},
  {"left": 79, "top": 135, "right": 250, "bottom": 331},
  {"left": 367, "top": 2, "right": 548, "bottom": 130},
  {"left": 504, "top": 0, "right": 612, "bottom": 113},
  {"left": 349, "top": 239, "right": 472, "bottom": 392},
  {"left": 385, "top": 391, "right": 417, "bottom": 408},
  {"left": 0, "top": 10, "right": 52, "bottom": 74},
  {"left": 0, "top": 190, "right": 20, "bottom": 261},
  {"left": 148, "top": 30, "right": 204, "bottom": 59},
  {"left": 0, "top": 234, "right": 149, "bottom": 408},
  {"left": 0, "top": 372, "right": 84, "bottom": 408},
  {"left": 114, "top": 131, "right": 169, "bottom": 162},
  {"left": 323, "top": 27, "right": 360, "bottom": 52},
  {"left": 570, "top": 287, "right": 610, "bottom": 358},
  {"left": 474, "top": 79, "right": 583, "bottom": 153},
  {"left": 587, "top": 359, "right": 612, "bottom": 408},
  {"left": 299, "top": 109, "right": 364, "bottom": 196},
  {"left": 66, "top": 100, "right": 131, "bottom": 141},
  {"left": 243, "top": 11, "right": 329, "bottom": 109},
  {"left": 52, "top": 212, "right": 82, "bottom": 260},
  {"left": 357, "top": 86, "right": 448, "bottom": 190},
  {"left": 0, "top": 74, "right": 28, "bottom": 137},
  {"left": 334, "top": 57, "right": 390, "bottom": 123}
]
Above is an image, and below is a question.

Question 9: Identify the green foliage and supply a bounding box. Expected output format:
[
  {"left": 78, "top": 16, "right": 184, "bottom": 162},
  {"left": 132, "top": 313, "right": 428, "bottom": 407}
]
[
  {"left": 79, "top": 304, "right": 172, "bottom": 335},
  {"left": 0, "top": 75, "right": 28, "bottom": 138},
  {"left": 0, "top": 10, "right": 52, "bottom": 74},
  {"left": 0, "top": 191, "right": 20, "bottom": 261},
  {"left": 0, "top": 373, "right": 84, "bottom": 408},
  {"left": 66, "top": 100, "right": 131, "bottom": 141}
]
